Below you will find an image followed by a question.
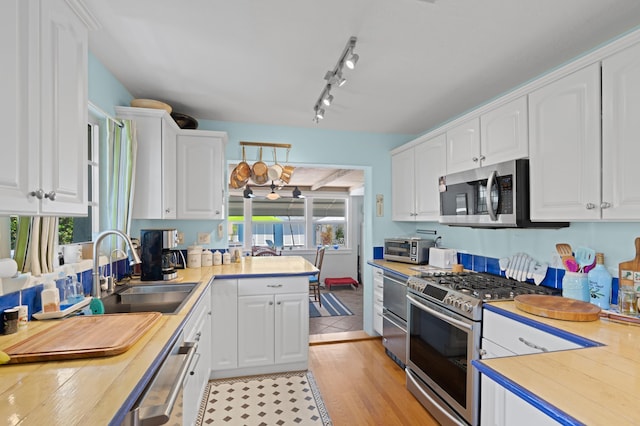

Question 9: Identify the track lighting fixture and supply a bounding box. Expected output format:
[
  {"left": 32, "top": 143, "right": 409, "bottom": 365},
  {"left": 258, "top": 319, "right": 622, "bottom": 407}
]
[
  {"left": 345, "top": 52, "right": 359, "bottom": 69},
  {"left": 312, "top": 36, "right": 358, "bottom": 123},
  {"left": 243, "top": 185, "right": 255, "bottom": 199},
  {"left": 292, "top": 186, "right": 304, "bottom": 199}
]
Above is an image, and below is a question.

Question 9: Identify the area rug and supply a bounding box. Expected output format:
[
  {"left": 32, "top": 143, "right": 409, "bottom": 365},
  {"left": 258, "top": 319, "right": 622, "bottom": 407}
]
[
  {"left": 196, "top": 370, "right": 332, "bottom": 425},
  {"left": 309, "top": 293, "right": 354, "bottom": 318}
]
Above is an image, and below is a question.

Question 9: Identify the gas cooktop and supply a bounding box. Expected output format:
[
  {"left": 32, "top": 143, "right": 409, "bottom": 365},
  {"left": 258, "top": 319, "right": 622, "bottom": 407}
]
[{"left": 407, "top": 271, "right": 560, "bottom": 321}]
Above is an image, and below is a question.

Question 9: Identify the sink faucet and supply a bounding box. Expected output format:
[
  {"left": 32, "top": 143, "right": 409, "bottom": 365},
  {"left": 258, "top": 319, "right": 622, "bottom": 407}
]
[{"left": 92, "top": 230, "right": 141, "bottom": 298}]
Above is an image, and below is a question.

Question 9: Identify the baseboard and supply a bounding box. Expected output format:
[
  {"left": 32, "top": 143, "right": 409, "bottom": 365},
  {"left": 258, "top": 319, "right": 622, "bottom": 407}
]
[{"left": 309, "top": 330, "right": 379, "bottom": 346}]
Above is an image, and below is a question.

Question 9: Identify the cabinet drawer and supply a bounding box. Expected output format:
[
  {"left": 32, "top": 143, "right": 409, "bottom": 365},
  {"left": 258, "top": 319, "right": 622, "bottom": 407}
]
[
  {"left": 483, "top": 310, "right": 581, "bottom": 355},
  {"left": 238, "top": 276, "right": 308, "bottom": 296}
]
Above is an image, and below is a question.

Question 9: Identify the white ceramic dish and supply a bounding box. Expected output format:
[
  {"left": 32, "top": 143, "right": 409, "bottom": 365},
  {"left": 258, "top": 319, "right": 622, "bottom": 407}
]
[{"left": 33, "top": 297, "right": 91, "bottom": 320}]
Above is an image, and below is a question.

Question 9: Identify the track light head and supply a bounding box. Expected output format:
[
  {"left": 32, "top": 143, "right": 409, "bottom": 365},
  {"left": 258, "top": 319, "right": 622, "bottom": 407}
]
[
  {"left": 266, "top": 181, "right": 281, "bottom": 200},
  {"left": 243, "top": 185, "right": 254, "bottom": 199},
  {"left": 315, "top": 107, "right": 325, "bottom": 120},
  {"left": 345, "top": 52, "right": 359, "bottom": 69},
  {"left": 322, "top": 92, "right": 333, "bottom": 107}
]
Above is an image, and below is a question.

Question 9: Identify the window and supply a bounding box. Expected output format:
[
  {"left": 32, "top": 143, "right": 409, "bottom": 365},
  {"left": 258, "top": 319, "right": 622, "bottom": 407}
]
[
  {"left": 229, "top": 193, "right": 349, "bottom": 250},
  {"left": 58, "top": 122, "right": 100, "bottom": 244}
]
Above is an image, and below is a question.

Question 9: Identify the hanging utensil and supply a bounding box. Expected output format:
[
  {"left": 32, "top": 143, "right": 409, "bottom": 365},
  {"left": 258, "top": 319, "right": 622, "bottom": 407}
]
[
  {"left": 280, "top": 147, "right": 295, "bottom": 184},
  {"left": 556, "top": 243, "right": 575, "bottom": 270},
  {"left": 251, "top": 147, "right": 268, "bottom": 185},
  {"left": 575, "top": 246, "right": 596, "bottom": 272},
  {"left": 236, "top": 146, "right": 251, "bottom": 182},
  {"left": 268, "top": 148, "right": 283, "bottom": 181}
]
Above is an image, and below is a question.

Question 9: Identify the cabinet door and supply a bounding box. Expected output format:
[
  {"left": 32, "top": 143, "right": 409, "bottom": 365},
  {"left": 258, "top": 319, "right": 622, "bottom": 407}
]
[
  {"left": 177, "top": 132, "right": 226, "bottom": 219},
  {"left": 238, "top": 294, "right": 275, "bottom": 368},
  {"left": 446, "top": 118, "right": 481, "bottom": 174},
  {"left": 391, "top": 147, "right": 416, "bottom": 220},
  {"left": 274, "top": 293, "right": 308, "bottom": 364},
  {"left": 0, "top": 0, "right": 37, "bottom": 214},
  {"left": 480, "top": 96, "right": 529, "bottom": 168},
  {"left": 161, "top": 119, "right": 177, "bottom": 219},
  {"left": 414, "top": 134, "right": 446, "bottom": 220},
  {"left": 39, "top": 0, "right": 88, "bottom": 215},
  {"left": 602, "top": 42, "right": 640, "bottom": 220},
  {"left": 211, "top": 279, "right": 238, "bottom": 371},
  {"left": 481, "top": 374, "right": 561, "bottom": 426},
  {"left": 529, "top": 64, "right": 601, "bottom": 221}
]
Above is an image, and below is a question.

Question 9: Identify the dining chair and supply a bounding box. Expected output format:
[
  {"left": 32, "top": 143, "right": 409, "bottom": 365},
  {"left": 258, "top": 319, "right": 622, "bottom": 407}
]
[
  {"left": 309, "top": 247, "right": 325, "bottom": 306},
  {"left": 251, "top": 246, "right": 281, "bottom": 256}
]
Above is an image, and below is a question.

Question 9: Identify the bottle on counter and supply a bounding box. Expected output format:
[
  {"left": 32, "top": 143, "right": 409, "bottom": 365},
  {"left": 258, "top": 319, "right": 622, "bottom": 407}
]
[
  {"left": 588, "top": 253, "right": 612, "bottom": 309},
  {"left": 41, "top": 281, "right": 60, "bottom": 313},
  {"left": 213, "top": 250, "right": 222, "bottom": 266}
]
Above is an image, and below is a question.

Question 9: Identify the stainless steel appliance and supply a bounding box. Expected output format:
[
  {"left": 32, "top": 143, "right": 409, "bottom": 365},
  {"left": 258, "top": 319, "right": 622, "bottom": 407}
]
[
  {"left": 124, "top": 331, "right": 198, "bottom": 425},
  {"left": 383, "top": 237, "right": 435, "bottom": 264},
  {"left": 141, "top": 229, "right": 179, "bottom": 281},
  {"left": 405, "top": 271, "right": 560, "bottom": 425},
  {"left": 382, "top": 270, "right": 408, "bottom": 366},
  {"left": 439, "top": 159, "right": 568, "bottom": 228}
]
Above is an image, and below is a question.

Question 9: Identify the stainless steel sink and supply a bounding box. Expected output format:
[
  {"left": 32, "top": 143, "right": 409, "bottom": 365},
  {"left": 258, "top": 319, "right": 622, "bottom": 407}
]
[{"left": 101, "top": 282, "right": 198, "bottom": 315}]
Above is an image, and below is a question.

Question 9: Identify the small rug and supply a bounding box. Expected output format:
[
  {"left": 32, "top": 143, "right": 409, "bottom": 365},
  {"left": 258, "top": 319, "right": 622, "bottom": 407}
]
[
  {"left": 309, "top": 293, "right": 354, "bottom": 318},
  {"left": 196, "top": 370, "right": 332, "bottom": 425}
]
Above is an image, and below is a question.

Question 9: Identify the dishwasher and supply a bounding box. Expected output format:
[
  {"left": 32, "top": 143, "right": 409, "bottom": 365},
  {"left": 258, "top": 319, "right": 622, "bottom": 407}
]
[{"left": 124, "top": 331, "right": 198, "bottom": 425}]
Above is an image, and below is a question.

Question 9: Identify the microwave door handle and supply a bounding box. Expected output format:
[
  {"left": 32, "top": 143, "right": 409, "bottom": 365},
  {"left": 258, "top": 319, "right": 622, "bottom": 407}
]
[{"left": 486, "top": 169, "right": 498, "bottom": 222}]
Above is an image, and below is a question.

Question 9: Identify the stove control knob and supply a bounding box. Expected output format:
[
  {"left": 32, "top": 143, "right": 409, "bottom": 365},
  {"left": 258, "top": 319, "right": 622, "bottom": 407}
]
[
  {"left": 454, "top": 298, "right": 463, "bottom": 308},
  {"left": 463, "top": 301, "right": 473, "bottom": 312},
  {"left": 444, "top": 295, "right": 454, "bottom": 305}
]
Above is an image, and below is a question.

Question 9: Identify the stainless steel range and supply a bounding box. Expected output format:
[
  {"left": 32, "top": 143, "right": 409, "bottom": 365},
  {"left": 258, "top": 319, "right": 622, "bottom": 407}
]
[{"left": 405, "top": 271, "right": 559, "bottom": 426}]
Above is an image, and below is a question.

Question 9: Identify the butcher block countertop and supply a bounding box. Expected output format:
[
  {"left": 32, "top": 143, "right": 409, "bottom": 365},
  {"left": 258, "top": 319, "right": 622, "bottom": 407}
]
[
  {"left": 480, "top": 301, "right": 640, "bottom": 426},
  {"left": 370, "top": 259, "right": 640, "bottom": 425},
  {"left": 0, "top": 256, "right": 316, "bottom": 426}
]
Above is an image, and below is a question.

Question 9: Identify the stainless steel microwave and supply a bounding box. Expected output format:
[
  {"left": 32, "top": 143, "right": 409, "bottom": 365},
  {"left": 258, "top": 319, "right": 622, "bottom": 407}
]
[
  {"left": 383, "top": 238, "right": 435, "bottom": 264},
  {"left": 439, "top": 159, "right": 568, "bottom": 228}
]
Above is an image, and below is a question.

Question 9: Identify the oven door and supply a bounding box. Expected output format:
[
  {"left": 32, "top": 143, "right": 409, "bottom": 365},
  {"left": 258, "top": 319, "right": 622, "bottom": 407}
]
[{"left": 406, "top": 292, "right": 480, "bottom": 426}]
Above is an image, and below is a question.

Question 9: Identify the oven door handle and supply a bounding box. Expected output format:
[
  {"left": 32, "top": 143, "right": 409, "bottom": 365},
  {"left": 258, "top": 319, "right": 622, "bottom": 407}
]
[
  {"left": 486, "top": 169, "right": 498, "bottom": 222},
  {"left": 136, "top": 341, "right": 198, "bottom": 425},
  {"left": 407, "top": 294, "right": 472, "bottom": 331}
]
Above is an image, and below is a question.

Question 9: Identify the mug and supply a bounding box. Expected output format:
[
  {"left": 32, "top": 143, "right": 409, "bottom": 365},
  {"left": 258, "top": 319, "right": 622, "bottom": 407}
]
[{"left": 3, "top": 308, "right": 19, "bottom": 335}]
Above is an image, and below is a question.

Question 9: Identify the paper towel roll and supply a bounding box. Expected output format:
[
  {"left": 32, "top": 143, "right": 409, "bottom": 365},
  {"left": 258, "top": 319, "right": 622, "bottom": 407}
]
[{"left": 0, "top": 258, "right": 18, "bottom": 278}]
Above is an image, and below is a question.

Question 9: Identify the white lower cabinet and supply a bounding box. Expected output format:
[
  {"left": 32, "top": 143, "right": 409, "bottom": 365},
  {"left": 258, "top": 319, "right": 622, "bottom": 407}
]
[
  {"left": 481, "top": 374, "right": 561, "bottom": 426},
  {"left": 182, "top": 283, "right": 212, "bottom": 426},
  {"left": 211, "top": 276, "right": 309, "bottom": 379},
  {"left": 373, "top": 267, "right": 384, "bottom": 335}
]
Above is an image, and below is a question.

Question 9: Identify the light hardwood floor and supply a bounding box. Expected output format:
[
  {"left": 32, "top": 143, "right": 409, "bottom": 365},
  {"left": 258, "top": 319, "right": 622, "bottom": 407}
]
[{"left": 309, "top": 338, "right": 439, "bottom": 425}]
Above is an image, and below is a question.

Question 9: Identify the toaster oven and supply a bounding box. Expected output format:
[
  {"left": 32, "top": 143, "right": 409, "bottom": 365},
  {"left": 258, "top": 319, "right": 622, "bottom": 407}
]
[{"left": 383, "top": 238, "right": 435, "bottom": 264}]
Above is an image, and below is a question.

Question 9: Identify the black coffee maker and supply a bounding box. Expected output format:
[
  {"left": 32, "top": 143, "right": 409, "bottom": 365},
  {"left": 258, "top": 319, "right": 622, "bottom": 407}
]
[{"left": 140, "top": 229, "right": 179, "bottom": 281}]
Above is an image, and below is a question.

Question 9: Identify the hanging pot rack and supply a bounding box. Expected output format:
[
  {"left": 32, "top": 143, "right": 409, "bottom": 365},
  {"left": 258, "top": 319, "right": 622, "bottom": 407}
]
[{"left": 233, "top": 142, "right": 295, "bottom": 187}]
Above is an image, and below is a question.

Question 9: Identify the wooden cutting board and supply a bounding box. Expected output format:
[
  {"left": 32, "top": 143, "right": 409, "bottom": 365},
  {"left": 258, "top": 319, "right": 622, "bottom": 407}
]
[
  {"left": 618, "top": 237, "right": 640, "bottom": 287},
  {"left": 514, "top": 294, "right": 601, "bottom": 322},
  {"left": 2, "top": 312, "right": 161, "bottom": 364}
]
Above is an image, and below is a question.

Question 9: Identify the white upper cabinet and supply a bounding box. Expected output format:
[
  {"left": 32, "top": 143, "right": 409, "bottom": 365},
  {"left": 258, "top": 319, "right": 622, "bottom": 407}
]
[
  {"left": 480, "top": 96, "right": 529, "bottom": 168},
  {"left": 446, "top": 118, "right": 481, "bottom": 174},
  {"left": 447, "top": 97, "right": 528, "bottom": 175},
  {"left": 0, "top": 0, "right": 88, "bottom": 216},
  {"left": 529, "top": 64, "right": 602, "bottom": 221},
  {"left": 177, "top": 131, "right": 227, "bottom": 220},
  {"left": 391, "top": 134, "right": 446, "bottom": 221},
  {"left": 116, "top": 107, "right": 179, "bottom": 219},
  {"left": 602, "top": 42, "right": 640, "bottom": 220}
]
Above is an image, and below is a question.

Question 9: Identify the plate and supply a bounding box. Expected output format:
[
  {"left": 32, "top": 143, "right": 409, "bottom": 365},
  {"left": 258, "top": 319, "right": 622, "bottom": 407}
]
[
  {"left": 171, "top": 112, "right": 198, "bottom": 129},
  {"left": 33, "top": 297, "right": 92, "bottom": 320},
  {"left": 130, "top": 99, "right": 172, "bottom": 113}
]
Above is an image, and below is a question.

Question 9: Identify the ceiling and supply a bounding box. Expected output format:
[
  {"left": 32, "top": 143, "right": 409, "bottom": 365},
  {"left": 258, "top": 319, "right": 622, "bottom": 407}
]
[{"left": 84, "top": 0, "right": 640, "bottom": 136}]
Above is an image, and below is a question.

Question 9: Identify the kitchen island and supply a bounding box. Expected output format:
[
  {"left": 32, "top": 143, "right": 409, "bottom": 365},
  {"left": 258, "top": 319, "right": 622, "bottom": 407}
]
[{"left": 0, "top": 256, "right": 316, "bottom": 425}]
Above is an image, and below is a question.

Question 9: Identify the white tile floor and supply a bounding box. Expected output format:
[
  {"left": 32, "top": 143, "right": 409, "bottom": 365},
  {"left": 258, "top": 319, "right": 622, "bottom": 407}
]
[{"left": 309, "top": 285, "right": 362, "bottom": 335}]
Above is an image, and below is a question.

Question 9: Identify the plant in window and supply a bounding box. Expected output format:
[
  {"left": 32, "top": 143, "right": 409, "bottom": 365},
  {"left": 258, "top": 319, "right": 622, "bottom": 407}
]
[
  {"left": 335, "top": 226, "right": 344, "bottom": 245},
  {"left": 320, "top": 225, "right": 333, "bottom": 246}
]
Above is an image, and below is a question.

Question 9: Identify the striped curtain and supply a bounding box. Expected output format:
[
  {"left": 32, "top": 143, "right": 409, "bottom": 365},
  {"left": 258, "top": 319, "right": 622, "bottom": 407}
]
[
  {"left": 14, "top": 216, "right": 58, "bottom": 275},
  {"left": 105, "top": 118, "right": 137, "bottom": 253}
]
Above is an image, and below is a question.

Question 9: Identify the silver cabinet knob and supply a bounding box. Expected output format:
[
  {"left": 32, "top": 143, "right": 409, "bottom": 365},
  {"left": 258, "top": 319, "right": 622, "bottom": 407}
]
[
  {"left": 472, "top": 157, "right": 479, "bottom": 162},
  {"left": 585, "top": 203, "right": 596, "bottom": 210},
  {"left": 269, "top": 301, "right": 274, "bottom": 305},
  {"left": 277, "top": 301, "right": 281, "bottom": 305},
  {"left": 165, "top": 208, "right": 171, "bottom": 214},
  {"left": 30, "top": 189, "right": 44, "bottom": 199},
  {"left": 479, "top": 155, "right": 486, "bottom": 161},
  {"left": 44, "top": 191, "right": 56, "bottom": 201},
  {"left": 600, "top": 202, "right": 611, "bottom": 209}
]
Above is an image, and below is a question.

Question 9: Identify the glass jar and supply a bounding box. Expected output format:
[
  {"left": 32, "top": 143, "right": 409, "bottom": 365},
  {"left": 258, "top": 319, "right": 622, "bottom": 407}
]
[
  {"left": 618, "top": 285, "right": 637, "bottom": 315},
  {"left": 562, "top": 272, "right": 589, "bottom": 302}
]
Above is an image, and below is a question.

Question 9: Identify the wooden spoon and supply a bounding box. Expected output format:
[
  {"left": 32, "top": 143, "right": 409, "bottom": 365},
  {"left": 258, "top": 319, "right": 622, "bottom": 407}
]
[{"left": 556, "top": 243, "right": 576, "bottom": 270}]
